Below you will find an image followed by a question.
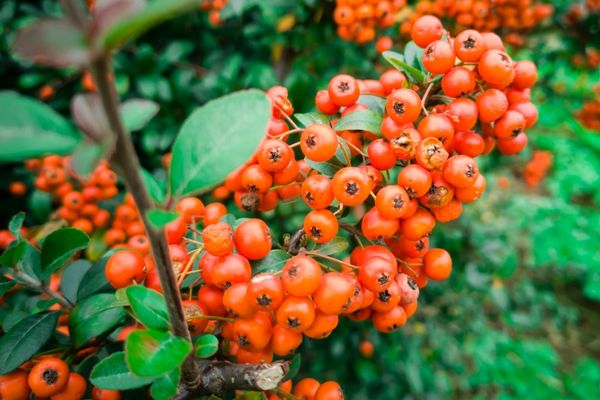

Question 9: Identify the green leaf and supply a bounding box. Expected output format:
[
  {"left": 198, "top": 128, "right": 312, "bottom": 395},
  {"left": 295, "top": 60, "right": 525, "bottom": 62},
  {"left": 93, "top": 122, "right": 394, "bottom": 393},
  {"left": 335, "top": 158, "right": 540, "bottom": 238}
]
[
  {"left": 90, "top": 352, "right": 155, "bottom": 390},
  {"left": 69, "top": 293, "right": 126, "bottom": 347},
  {"left": 8, "top": 212, "right": 25, "bottom": 240},
  {"left": 382, "top": 51, "right": 426, "bottom": 86},
  {"left": 334, "top": 135, "right": 353, "bottom": 165},
  {"left": 121, "top": 99, "right": 159, "bottom": 131},
  {"left": 70, "top": 141, "right": 107, "bottom": 178},
  {"left": 11, "top": 18, "right": 90, "bottom": 67},
  {"left": 0, "top": 276, "right": 16, "bottom": 296},
  {"left": 404, "top": 41, "right": 425, "bottom": 71},
  {"left": 86, "top": 229, "right": 109, "bottom": 262},
  {"left": 357, "top": 95, "right": 386, "bottom": 114},
  {"left": 305, "top": 159, "right": 343, "bottom": 178},
  {"left": 41, "top": 228, "right": 90, "bottom": 273},
  {"left": 125, "top": 285, "right": 170, "bottom": 331},
  {"left": 195, "top": 334, "right": 219, "bottom": 358},
  {"left": 125, "top": 329, "right": 192, "bottom": 377},
  {"left": 314, "top": 237, "right": 349, "bottom": 256},
  {"left": 169, "top": 90, "right": 271, "bottom": 198},
  {"left": 150, "top": 368, "right": 180, "bottom": 400},
  {"left": 251, "top": 250, "right": 292, "bottom": 274},
  {"left": 141, "top": 169, "right": 166, "bottom": 205},
  {"left": 101, "top": 0, "right": 202, "bottom": 50},
  {"left": 146, "top": 209, "right": 179, "bottom": 229},
  {"left": 0, "top": 91, "right": 80, "bottom": 162},
  {"left": 285, "top": 354, "right": 301, "bottom": 380},
  {"left": 0, "top": 311, "right": 59, "bottom": 375},
  {"left": 334, "top": 109, "right": 382, "bottom": 135},
  {"left": 60, "top": 259, "right": 92, "bottom": 304},
  {"left": 294, "top": 112, "right": 330, "bottom": 128},
  {"left": 29, "top": 190, "right": 52, "bottom": 222},
  {"left": 77, "top": 256, "right": 112, "bottom": 300}
]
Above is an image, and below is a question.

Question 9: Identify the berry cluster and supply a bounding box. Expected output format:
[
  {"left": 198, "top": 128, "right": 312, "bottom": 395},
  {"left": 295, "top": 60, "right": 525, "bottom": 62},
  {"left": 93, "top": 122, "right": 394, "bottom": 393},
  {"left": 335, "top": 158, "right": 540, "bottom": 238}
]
[
  {"left": 333, "top": 0, "right": 406, "bottom": 43},
  {"left": 0, "top": 358, "right": 90, "bottom": 400},
  {"left": 412, "top": 15, "right": 538, "bottom": 155},
  {"left": 523, "top": 150, "right": 552, "bottom": 188},
  {"left": 200, "top": 0, "right": 228, "bottom": 26},
  {"left": 222, "top": 86, "right": 307, "bottom": 213},
  {"left": 400, "top": 0, "right": 553, "bottom": 47},
  {"left": 577, "top": 92, "right": 600, "bottom": 131},
  {"left": 269, "top": 378, "right": 343, "bottom": 400},
  {"left": 23, "top": 156, "right": 116, "bottom": 235}
]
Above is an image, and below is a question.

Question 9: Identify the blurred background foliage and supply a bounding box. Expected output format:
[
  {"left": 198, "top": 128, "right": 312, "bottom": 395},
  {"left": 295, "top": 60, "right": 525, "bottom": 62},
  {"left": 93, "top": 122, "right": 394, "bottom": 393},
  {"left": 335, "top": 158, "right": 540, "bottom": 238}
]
[{"left": 1, "top": 0, "right": 599, "bottom": 399}]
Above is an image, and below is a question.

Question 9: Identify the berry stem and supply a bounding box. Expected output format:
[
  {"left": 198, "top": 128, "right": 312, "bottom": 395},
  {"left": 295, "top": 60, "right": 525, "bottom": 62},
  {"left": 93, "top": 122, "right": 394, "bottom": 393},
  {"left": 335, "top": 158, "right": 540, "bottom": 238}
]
[
  {"left": 275, "top": 105, "right": 300, "bottom": 130},
  {"left": 13, "top": 268, "right": 73, "bottom": 310},
  {"left": 421, "top": 82, "right": 434, "bottom": 116},
  {"left": 276, "top": 128, "right": 303, "bottom": 140},
  {"left": 61, "top": 15, "right": 204, "bottom": 386},
  {"left": 304, "top": 251, "right": 359, "bottom": 270}
]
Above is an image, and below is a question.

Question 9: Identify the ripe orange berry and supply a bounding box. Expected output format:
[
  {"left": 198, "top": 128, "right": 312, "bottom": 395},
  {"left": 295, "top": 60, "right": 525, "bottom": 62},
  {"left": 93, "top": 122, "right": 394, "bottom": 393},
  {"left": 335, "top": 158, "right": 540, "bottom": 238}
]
[
  {"left": 315, "top": 381, "right": 344, "bottom": 400},
  {"left": 300, "top": 124, "right": 339, "bottom": 162},
  {"left": 234, "top": 218, "right": 272, "bottom": 260},
  {"left": 385, "top": 88, "right": 421, "bottom": 124},
  {"left": 313, "top": 272, "right": 355, "bottom": 315},
  {"left": 512, "top": 60, "right": 537, "bottom": 90},
  {"left": 372, "top": 305, "right": 407, "bottom": 332},
  {"left": 0, "top": 369, "right": 30, "bottom": 400},
  {"left": 223, "top": 282, "right": 255, "bottom": 318},
  {"left": 105, "top": 250, "right": 146, "bottom": 289},
  {"left": 271, "top": 324, "right": 303, "bottom": 357},
  {"left": 423, "top": 248, "right": 452, "bottom": 280},
  {"left": 202, "top": 222, "right": 234, "bottom": 256},
  {"left": 401, "top": 207, "right": 435, "bottom": 240},
  {"left": 210, "top": 253, "right": 252, "bottom": 289},
  {"left": 275, "top": 296, "right": 316, "bottom": 333},
  {"left": 454, "top": 29, "right": 486, "bottom": 62},
  {"left": 315, "top": 90, "right": 341, "bottom": 115},
  {"left": 332, "top": 167, "right": 370, "bottom": 206},
  {"left": 293, "top": 378, "right": 321, "bottom": 399},
  {"left": 182, "top": 300, "right": 209, "bottom": 334},
  {"left": 176, "top": 197, "right": 205, "bottom": 222},
  {"left": 478, "top": 49, "right": 514, "bottom": 87},
  {"left": 304, "top": 209, "right": 339, "bottom": 244},
  {"left": 248, "top": 273, "right": 285, "bottom": 311},
  {"left": 361, "top": 207, "right": 400, "bottom": 240},
  {"left": 476, "top": 89, "right": 509, "bottom": 123},
  {"left": 304, "top": 312, "right": 339, "bottom": 339},
  {"left": 233, "top": 312, "right": 272, "bottom": 351},
  {"left": 359, "top": 340, "right": 374, "bottom": 357},
  {"left": 422, "top": 40, "right": 455, "bottom": 75},
  {"left": 447, "top": 98, "right": 478, "bottom": 132},
  {"left": 367, "top": 139, "right": 396, "bottom": 170},
  {"left": 441, "top": 67, "right": 476, "bottom": 97},
  {"left": 257, "top": 139, "right": 293, "bottom": 172},
  {"left": 203, "top": 202, "right": 227, "bottom": 226},
  {"left": 443, "top": 155, "right": 480, "bottom": 188},
  {"left": 49, "top": 372, "right": 86, "bottom": 400},
  {"left": 411, "top": 15, "right": 443, "bottom": 47},
  {"left": 28, "top": 357, "right": 70, "bottom": 398},
  {"left": 328, "top": 74, "right": 360, "bottom": 107},
  {"left": 92, "top": 387, "right": 122, "bottom": 400},
  {"left": 302, "top": 174, "right": 334, "bottom": 210},
  {"left": 282, "top": 255, "right": 323, "bottom": 297}
]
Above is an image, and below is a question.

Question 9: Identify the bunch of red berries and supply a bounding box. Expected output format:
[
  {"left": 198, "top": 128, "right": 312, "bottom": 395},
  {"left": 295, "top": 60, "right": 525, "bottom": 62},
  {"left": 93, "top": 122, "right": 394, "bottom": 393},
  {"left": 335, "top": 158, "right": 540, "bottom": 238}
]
[
  {"left": 523, "top": 150, "right": 553, "bottom": 188},
  {"left": 333, "top": 0, "right": 406, "bottom": 43},
  {"left": 200, "top": 0, "right": 228, "bottom": 26},
  {"left": 577, "top": 89, "right": 600, "bottom": 131},
  {"left": 23, "top": 156, "right": 116, "bottom": 235},
  {"left": 222, "top": 86, "right": 309, "bottom": 213},
  {"left": 400, "top": 0, "right": 553, "bottom": 47}
]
